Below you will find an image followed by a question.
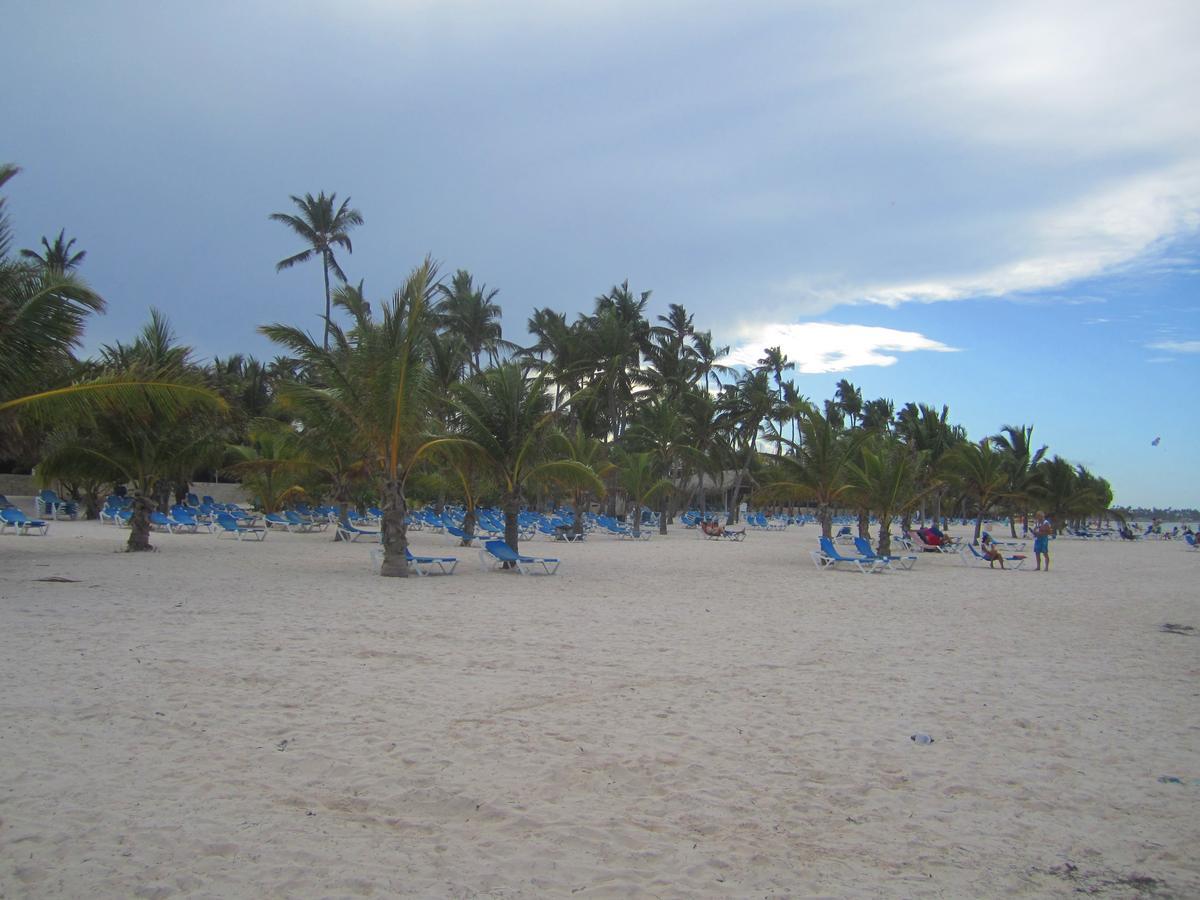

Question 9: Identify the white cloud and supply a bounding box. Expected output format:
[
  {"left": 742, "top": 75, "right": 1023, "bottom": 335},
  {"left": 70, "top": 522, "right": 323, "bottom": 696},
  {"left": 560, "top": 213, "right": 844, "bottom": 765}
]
[
  {"left": 718, "top": 322, "right": 957, "bottom": 374},
  {"left": 772, "top": 162, "right": 1200, "bottom": 314},
  {"left": 1148, "top": 340, "right": 1200, "bottom": 353}
]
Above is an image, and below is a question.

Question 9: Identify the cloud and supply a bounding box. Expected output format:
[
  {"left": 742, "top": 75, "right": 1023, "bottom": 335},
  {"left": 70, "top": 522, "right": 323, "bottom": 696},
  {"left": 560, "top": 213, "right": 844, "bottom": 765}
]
[
  {"left": 1148, "top": 340, "right": 1200, "bottom": 353},
  {"left": 772, "top": 162, "right": 1200, "bottom": 315},
  {"left": 718, "top": 322, "right": 957, "bottom": 374}
]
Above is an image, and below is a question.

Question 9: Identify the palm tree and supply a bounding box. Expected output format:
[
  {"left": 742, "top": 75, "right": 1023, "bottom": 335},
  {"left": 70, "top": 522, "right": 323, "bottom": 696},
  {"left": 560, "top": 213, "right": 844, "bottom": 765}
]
[
  {"left": 270, "top": 191, "right": 363, "bottom": 350},
  {"left": 834, "top": 378, "right": 863, "bottom": 428},
  {"left": 451, "top": 364, "right": 602, "bottom": 554},
  {"left": 845, "top": 434, "right": 928, "bottom": 556},
  {"left": 224, "top": 421, "right": 310, "bottom": 513},
  {"left": 753, "top": 408, "right": 866, "bottom": 537},
  {"left": 261, "top": 258, "right": 454, "bottom": 576},
  {"left": 21, "top": 229, "right": 86, "bottom": 273},
  {"left": 896, "top": 402, "right": 964, "bottom": 526},
  {"left": 625, "top": 396, "right": 696, "bottom": 534},
  {"left": 547, "top": 424, "right": 613, "bottom": 539},
  {"left": 611, "top": 448, "right": 673, "bottom": 538},
  {"left": 990, "top": 424, "right": 1047, "bottom": 536},
  {"left": 436, "top": 269, "right": 514, "bottom": 375},
  {"left": 945, "top": 440, "right": 1010, "bottom": 543},
  {"left": 690, "top": 330, "right": 732, "bottom": 393},
  {"left": 681, "top": 388, "right": 723, "bottom": 517},
  {"left": 861, "top": 397, "right": 895, "bottom": 433},
  {"left": 716, "top": 368, "right": 776, "bottom": 524}
]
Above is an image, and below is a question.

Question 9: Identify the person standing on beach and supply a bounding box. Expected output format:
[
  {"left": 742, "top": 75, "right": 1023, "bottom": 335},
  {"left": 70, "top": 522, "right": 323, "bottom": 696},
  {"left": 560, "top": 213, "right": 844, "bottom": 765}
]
[{"left": 1033, "top": 510, "right": 1052, "bottom": 571}]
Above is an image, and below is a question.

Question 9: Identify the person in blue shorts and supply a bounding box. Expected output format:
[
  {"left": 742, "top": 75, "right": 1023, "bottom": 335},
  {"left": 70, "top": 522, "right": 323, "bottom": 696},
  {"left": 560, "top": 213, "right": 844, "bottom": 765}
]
[{"left": 1032, "top": 510, "right": 1052, "bottom": 571}]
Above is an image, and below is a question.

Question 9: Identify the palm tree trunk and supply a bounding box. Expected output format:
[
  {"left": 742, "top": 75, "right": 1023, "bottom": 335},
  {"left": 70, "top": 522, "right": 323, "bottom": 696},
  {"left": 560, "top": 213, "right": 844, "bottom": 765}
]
[
  {"left": 127, "top": 493, "right": 155, "bottom": 552},
  {"left": 503, "top": 494, "right": 520, "bottom": 567},
  {"left": 462, "top": 506, "right": 477, "bottom": 547},
  {"left": 857, "top": 508, "right": 870, "bottom": 538},
  {"left": 379, "top": 479, "right": 409, "bottom": 577},
  {"left": 322, "top": 252, "right": 332, "bottom": 351},
  {"left": 877, "top": 522, "right": 892, "bottom": 558},
  {"left": 630, "top": 502, "right": 641, "bottom": 537},
  {"left": 659, "top": 493, "right": 668, "bottom": 535},
  {"left": 726, "top": 445, "right": 753, "bottom": 525},
  {"left": 818, "top": 502, "right": 832, "bottom": 539},
  {"left": 698, "top": 470, "right": 706, "bottom": 516},
  {"left": 572, "top": 495, "right": 585, "bottom": 539}
]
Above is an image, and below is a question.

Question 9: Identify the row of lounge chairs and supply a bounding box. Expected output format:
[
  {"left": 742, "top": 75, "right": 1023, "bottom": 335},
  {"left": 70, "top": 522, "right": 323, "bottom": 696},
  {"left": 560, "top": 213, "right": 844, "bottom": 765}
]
[
  {"left": 370, "top": 539, "right": 561, "bottom": 576},
  {"left": 812, "top": 533, "right": 1034, "bottom": 574}
]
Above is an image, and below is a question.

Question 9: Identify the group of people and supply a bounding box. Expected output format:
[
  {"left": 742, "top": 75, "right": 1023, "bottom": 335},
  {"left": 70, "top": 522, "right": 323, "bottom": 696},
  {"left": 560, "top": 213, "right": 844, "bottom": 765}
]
[{"left": 980, "top": 511, "right": 1052, "bottom": 571}]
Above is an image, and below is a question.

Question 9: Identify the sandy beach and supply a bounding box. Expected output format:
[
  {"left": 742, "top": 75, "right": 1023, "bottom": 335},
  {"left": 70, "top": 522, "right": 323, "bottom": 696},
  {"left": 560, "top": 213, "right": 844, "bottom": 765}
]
[{"left": 1, "top": 513, "right": 1197, "bottom": 898}]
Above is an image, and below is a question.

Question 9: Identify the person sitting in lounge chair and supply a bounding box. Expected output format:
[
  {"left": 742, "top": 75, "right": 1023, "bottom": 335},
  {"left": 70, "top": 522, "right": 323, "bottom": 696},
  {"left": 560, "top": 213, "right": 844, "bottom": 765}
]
[{"left": 980, "top": 532, "right": 1006, "bottom": 568}]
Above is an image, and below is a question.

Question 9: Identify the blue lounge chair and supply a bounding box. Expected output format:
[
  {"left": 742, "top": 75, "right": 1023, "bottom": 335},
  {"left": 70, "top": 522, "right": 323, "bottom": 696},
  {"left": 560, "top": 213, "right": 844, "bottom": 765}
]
[
  {"left": 36, "top": 489, "right": 77, "bottom": 520},
  {"left": 811, "top": 536, "right": 885, "bottom": 574},
  {"left": 337, "top": 521, "right": 381, "bottom": 542},
  {"left": 959, "top": 542, "right": 1026, "bottom": 570},
  {"left": 286, "top": 510, "right": 328, "bottom": 532},
  {"left": 481, "top": 539, "right": 560, "bottom": 575},
  {"left": 445, "top": 524, "right": 478, "bottom": 545},
  {"left": 149, "top": 511, "right": 178, "bottom": 533},
  {"left": 0, "top": 494, "right": 13, "bottom": 509},
  {"left": 853, "top": 536, "right": 917, "bottom": 571},
  {"left": 406, "top": 547, "right": 459, "bottom": 575},
  {"left": 0, "top": 507, "right": 50, "bottom": 535},
  {"left": 264, "top": 512, "right": 293, "bottom": 531},
  {"left": 213, "top": 512, "right": 267, "bottom": 541}
]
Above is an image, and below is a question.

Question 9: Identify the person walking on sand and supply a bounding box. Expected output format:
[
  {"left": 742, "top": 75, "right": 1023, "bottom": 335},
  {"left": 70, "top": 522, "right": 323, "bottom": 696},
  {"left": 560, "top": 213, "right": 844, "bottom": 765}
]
[{"left": 1033, "top": 510, "right": 1052, "bottom": 571}]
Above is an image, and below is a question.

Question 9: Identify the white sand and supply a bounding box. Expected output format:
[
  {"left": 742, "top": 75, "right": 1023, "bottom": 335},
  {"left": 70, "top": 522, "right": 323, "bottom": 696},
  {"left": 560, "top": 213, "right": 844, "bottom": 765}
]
[{"left": 1, "top": 513, "right": 1197, "bottom": 897}]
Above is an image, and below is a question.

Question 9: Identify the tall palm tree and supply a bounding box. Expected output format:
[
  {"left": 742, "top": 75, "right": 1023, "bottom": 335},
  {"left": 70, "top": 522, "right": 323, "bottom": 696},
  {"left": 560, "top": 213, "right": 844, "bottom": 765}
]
[
  {"left": 436, "top": 269, "right": 514, "bottom": 375},
  {"left": 690, "top": 330, "right": 732, "bottom": 393},
  {"left": 716, "top": 368, "right": 777, "bottom": 524},
  {"left": 625, "top": 395, "right": 696, "bottom": 533},
  {"left": 270, "top": 191, "right": 364, "bottom": 350},
  {"left": 834, "top": 378, "right": 863, "bottom": 428},
  {"left": 861, "top": 397, "right": 895, "bottom": 433},
  {"left": 652, "top": 303, "right": 694, "bottom": 345},
  {"left": 261, "top": 258, "right": 454, "bottom": 576},
  {"left": 451, "top": 363, "right": 602, "bottom": 553},
  {"left": 20, "top": 229, "right": 86, "bottom": 273},
  {"left": 681, "top": 388, "right": 723, "bottom": 516}
]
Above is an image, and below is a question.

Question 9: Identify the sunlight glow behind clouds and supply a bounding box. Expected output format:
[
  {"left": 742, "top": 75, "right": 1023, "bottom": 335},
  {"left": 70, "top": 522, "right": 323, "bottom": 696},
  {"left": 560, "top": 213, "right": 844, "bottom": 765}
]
[{"left": 719, "top": 323, "right": 957, "bottom": 374}]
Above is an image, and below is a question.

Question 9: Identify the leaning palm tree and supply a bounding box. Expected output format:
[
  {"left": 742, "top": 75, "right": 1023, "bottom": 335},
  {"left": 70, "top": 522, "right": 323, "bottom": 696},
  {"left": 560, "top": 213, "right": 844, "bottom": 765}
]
[
  {"left": 270, "top": 191, "right": 363, "bottom": 350},
  {"left": 261, "top": 258, "right": 455, "bottom": 576},
  {"left": 451, "top": 363, "right": 603, "bottom": 554}
]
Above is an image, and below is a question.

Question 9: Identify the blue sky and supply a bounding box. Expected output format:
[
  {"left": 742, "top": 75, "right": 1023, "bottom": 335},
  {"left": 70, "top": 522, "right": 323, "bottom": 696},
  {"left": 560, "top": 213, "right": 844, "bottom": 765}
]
[{"left": 3, "top": 1, "right": 1198, "bottom": 507}]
